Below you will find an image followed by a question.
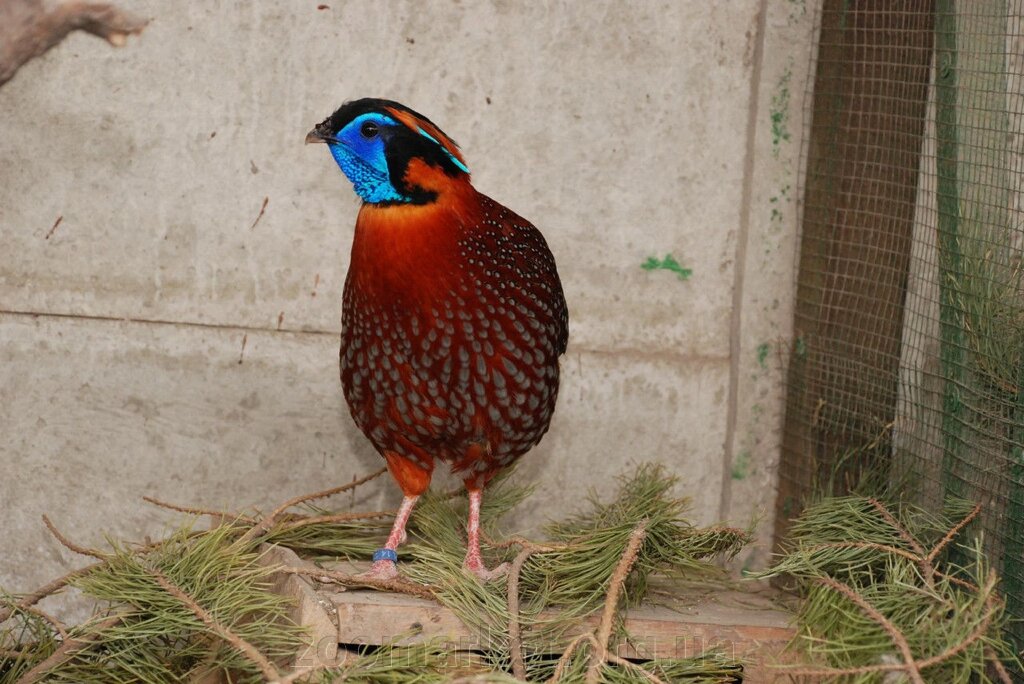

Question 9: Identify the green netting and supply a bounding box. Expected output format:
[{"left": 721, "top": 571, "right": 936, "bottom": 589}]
[{"left": 778, "top": 0, "right": 1024, "bottom": 659}]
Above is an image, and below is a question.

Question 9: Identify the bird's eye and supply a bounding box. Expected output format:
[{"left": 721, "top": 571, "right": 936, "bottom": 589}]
[{"left": 360, "top": 122, "right": 379, "bottom": 139}]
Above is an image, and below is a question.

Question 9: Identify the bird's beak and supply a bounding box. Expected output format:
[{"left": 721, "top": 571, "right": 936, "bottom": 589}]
[{"left": 305, "top": 127, "right": 328, "bottom": 145}]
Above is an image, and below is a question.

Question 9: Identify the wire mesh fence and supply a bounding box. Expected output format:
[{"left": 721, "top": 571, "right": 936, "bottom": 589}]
[{"left": 777, "top": 0, "right": 1024, "bottom": 654}]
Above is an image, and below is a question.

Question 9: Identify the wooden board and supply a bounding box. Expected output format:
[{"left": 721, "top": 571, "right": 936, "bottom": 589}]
[{"left": 262, "top": 547, "right": 798, "bottom": 682}]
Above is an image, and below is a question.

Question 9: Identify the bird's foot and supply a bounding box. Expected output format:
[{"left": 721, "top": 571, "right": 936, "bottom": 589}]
[
  {"left": 358, "top": 559, "right": 400, "bottom": 581},
  {"left": 463, "top": 557, "right": 510, "bottom": 582},
  {"left": 359, "top": 549, "right": 401, "bottom": 581}
]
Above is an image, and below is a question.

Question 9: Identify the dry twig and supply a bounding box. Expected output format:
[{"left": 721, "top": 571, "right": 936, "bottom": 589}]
[
  {"left": 42, "top": 515, "right": 106, "bottom": 560},
  {"left": 282, "top": 565, "right": 436, "bottom": 601},
  {"left": 250, "top": 196, "right": 269, "bottom": 230},
  {"left": 237, "top": 467, "right": 386, "bottom": 546},
  {"left": 44, "top": 215, "right": 62, "bottom": 239},
  {"left": 586, "top": 520, "right": 648, "bottom": 684},
  {"left": 142, "top": 495, "right": 256, "bottom": 523}
]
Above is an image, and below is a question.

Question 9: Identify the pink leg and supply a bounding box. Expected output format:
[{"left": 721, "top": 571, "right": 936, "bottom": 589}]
[
  {"left": 463, "top": 488, "right": 509, "bottom": 580},
  {"left": 362, "top": 495, "right": 418, "bottom": 580}
]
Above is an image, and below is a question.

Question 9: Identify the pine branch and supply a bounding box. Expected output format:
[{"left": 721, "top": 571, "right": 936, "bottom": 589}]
[
  {"left": 16, "top": 614, "right": 123, "bottom": 684},
  {"left": 276, "top": 509, "right": 396, "bottom": 532},
  {"left": 22, "top": 604, "right": 68, "bottom": 640},
  {"left": 926, "top": 503, "right": 981, "bottom": 564},
  {"left": 506, "top": 544, "right": 542, "bottom": 680},
  {"left": 816, "top": 575, "right": 925, "bottom": 684},
  {"left": 145, "top": 563, "right": 281, "bottom": 681},
  {"left": 586, "top": 520, "right": 648, "bottom": 684},
  {"left": 549, "top": 633, "right": 597, "bottom": 683},
  {"left": 606, "top": 652, "right": 669, "bottom": 684},
  {"left": 764, "top": 497, "right": 1018, "bottom": 680},
  {"left": 0, "top": 566, "right": 94, "bottom": 624}
]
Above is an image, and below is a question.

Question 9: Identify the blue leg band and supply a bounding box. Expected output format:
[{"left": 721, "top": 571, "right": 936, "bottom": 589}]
[{"left": 373, "top": 548, "right": 398, "bottom": 563}]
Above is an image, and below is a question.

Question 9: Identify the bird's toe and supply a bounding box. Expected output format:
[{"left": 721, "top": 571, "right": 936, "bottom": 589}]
[
  {"left": 463, "top": 559, "right": 510, "bottom": 582},
  {"left": 358, "top": 559, "right": 400, "bottom": 581}
]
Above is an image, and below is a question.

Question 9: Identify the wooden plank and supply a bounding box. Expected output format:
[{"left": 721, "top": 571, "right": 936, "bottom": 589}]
[
  {"left": 269, "top": 553, "right": 797, "bottom": 682},
  {"left": 261, "top": 546, "right": 341, "bottom": 670},
  {"left": 329, "top": 588, "right": 795, "bottom": 681}
]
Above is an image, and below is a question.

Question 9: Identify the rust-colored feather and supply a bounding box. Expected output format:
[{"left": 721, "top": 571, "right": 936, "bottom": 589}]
[{"left": 340, "top": 183, "right": 567, "bottom": 492}]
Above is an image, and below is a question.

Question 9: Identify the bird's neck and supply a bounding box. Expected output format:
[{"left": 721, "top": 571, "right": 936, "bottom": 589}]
[{"left": 348, "top": 180, "right": 479, "bottom": 306}]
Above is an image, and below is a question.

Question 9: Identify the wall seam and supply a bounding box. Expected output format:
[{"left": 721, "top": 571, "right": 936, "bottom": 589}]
[
  {"left": 719, "top": 0, "right": 769, "bottom": 522},
  {"left": 0, "top": 308, "right": 731, "bottom": 365}
]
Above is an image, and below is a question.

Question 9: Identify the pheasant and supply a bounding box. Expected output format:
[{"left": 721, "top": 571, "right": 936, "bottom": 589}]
[{"left": 306, "top": 99, "right": 568, "bottom": 579}]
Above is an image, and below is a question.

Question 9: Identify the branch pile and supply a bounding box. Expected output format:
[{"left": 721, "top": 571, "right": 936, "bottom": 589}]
[
  {"left": 757, "top": 496, "right": 1019, "bottom": 682},
  {"left": 1, "top": 464, "right": 750, "bottom": 683}
]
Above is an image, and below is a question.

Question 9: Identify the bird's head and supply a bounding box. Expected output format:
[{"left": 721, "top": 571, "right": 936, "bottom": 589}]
[{"left": 306, "top": 98, "right": 470, "bottom": 205}]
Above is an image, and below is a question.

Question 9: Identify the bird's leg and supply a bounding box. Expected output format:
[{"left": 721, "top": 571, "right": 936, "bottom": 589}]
[
  {"left": 362, "top": 494, "right": 418, "bottom": 580},
  {"left": 463, "top": 487, "right": 509, "bottom": 581}
]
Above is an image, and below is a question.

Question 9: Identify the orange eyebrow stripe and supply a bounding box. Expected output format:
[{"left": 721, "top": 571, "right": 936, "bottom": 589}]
[{"left": 386, "top": 107, "right": 468, "bottom": 168}]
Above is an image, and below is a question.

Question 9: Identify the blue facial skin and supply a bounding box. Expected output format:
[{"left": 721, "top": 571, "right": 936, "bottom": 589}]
[
  {"left": 328, "top": 113, "right": 409, "bottom": 204},
  {"left": 327, "top": 112, "right": 470, "bottom": 204}
]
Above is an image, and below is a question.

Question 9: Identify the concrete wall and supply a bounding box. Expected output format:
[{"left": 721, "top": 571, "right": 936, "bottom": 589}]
[{"left": 0, "top": 0, "right": 813, "bottom": 607}]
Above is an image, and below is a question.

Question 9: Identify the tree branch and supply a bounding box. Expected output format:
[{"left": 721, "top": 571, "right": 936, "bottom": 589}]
[
  {"left": 0, "top": 0, "right": 148, "bottom": 86},
  {"left": 281, "top": 565, "right": 436, "bottom": 601},
  {"left": 586, "top": 520, "right": 648, "bottom": 684},
  {"left": 236, "top": 467, "right": 386, "bottom": 546}
]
